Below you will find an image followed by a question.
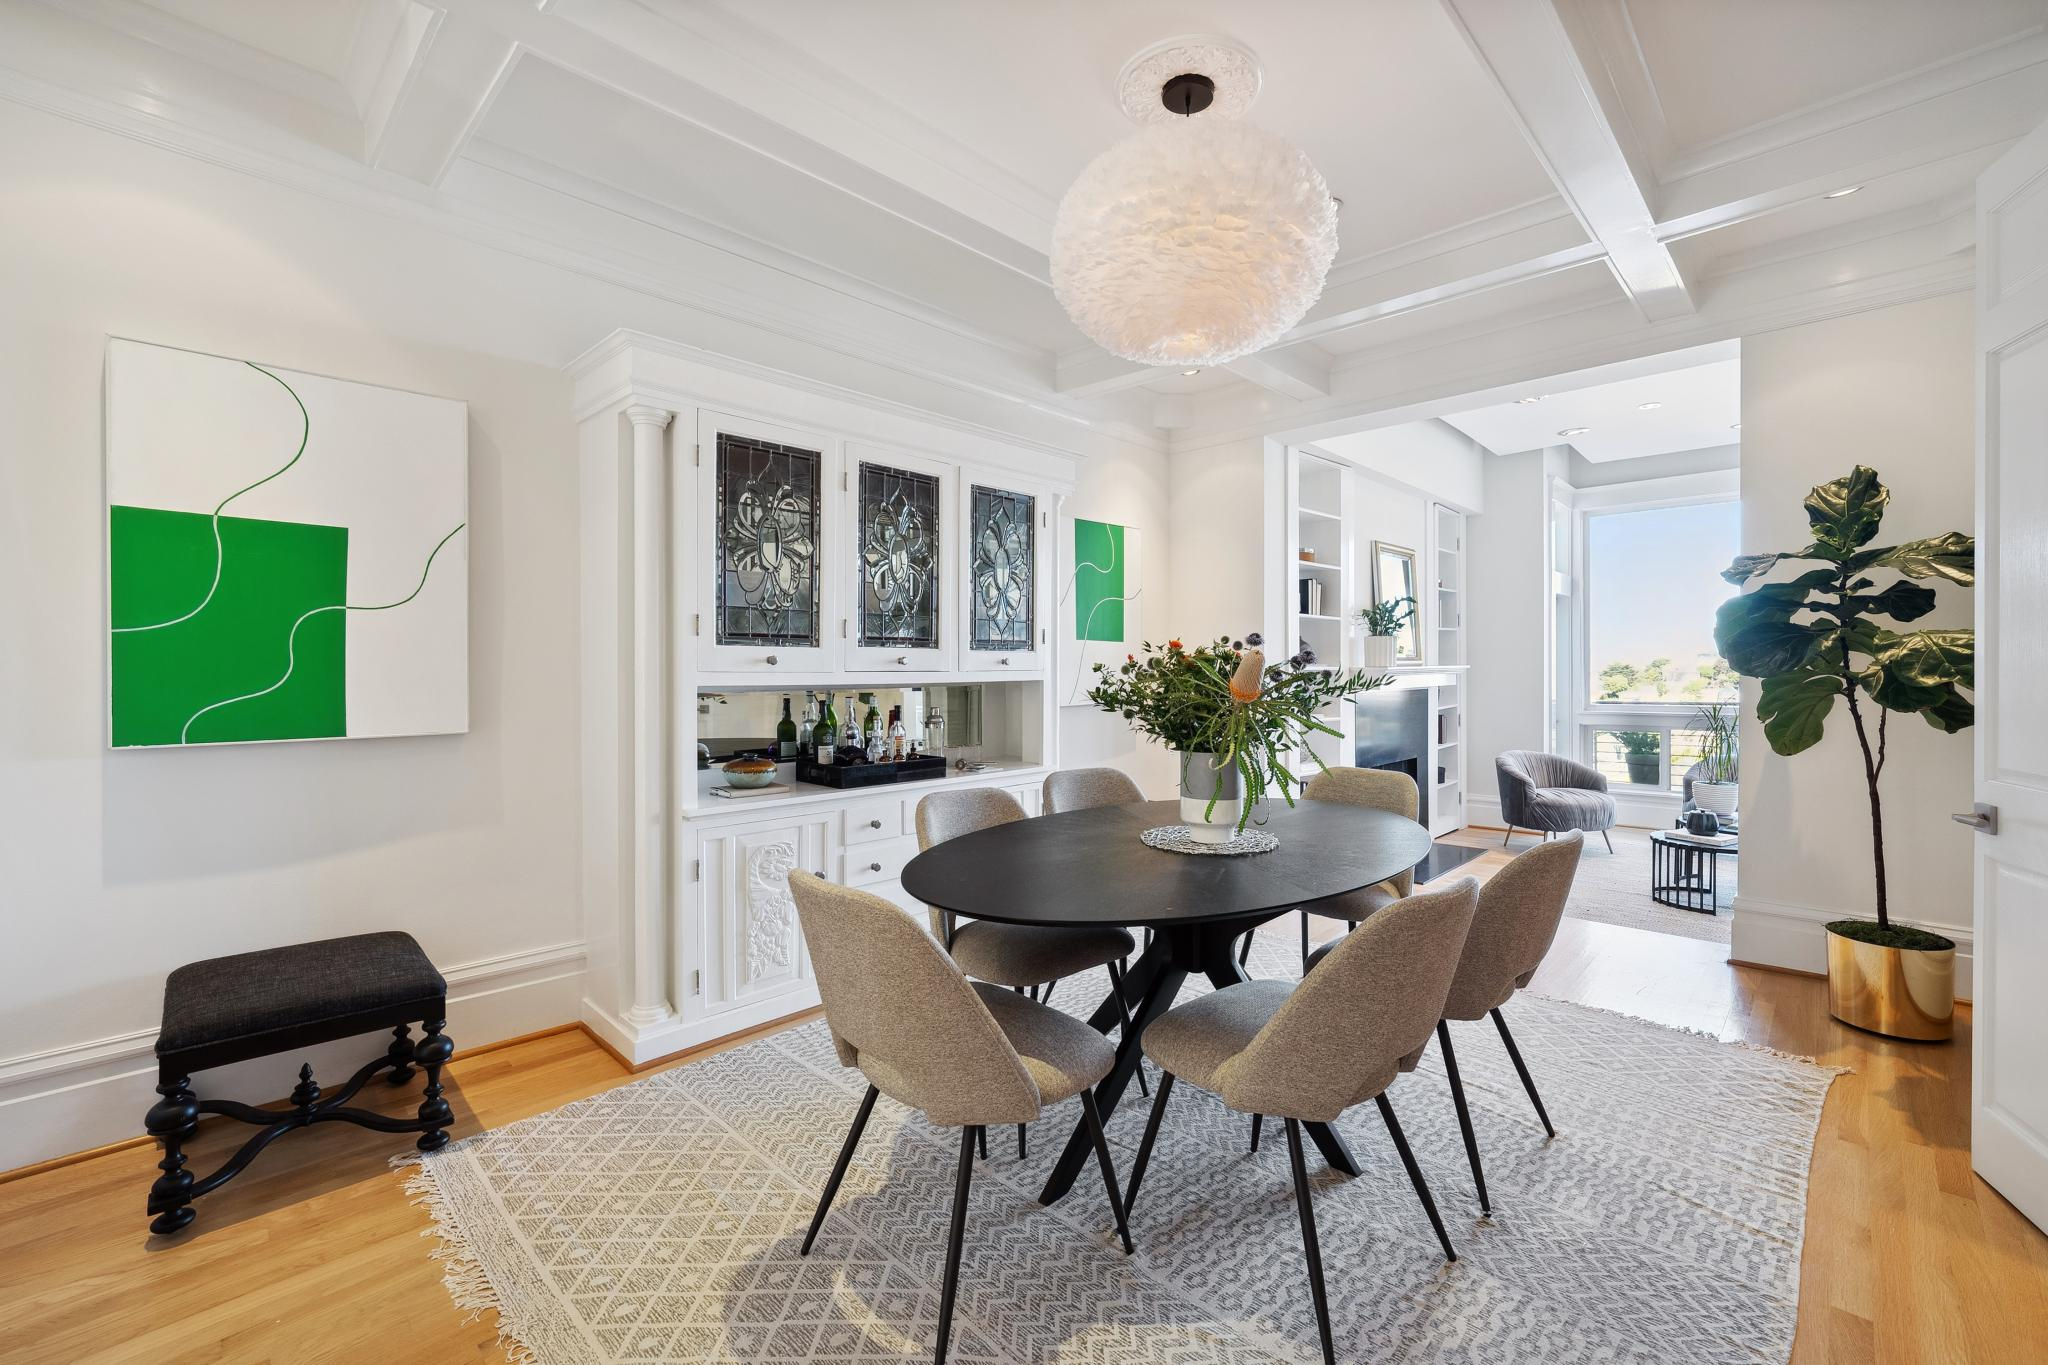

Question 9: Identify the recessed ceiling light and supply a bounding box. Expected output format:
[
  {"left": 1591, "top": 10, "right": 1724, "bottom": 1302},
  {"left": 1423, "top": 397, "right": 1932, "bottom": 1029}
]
[
  {"left": 1636, "top": 401, "right": 1663, "bottom": 411},
  {"left": 1181, "top": 369, "right": 1201, "bottom": 376},
  {"left": 1824, "top": 185, "right": 1862, "bottom": 199},
  {"left": 1559, "top": 427, "right": 1591, "bottom": 437}
]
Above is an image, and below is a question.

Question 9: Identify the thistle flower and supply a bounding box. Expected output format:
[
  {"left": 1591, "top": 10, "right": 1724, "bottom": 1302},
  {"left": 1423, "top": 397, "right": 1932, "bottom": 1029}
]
[{"left": 1229, "top": 649, "right": 1266, "bottom": 702}]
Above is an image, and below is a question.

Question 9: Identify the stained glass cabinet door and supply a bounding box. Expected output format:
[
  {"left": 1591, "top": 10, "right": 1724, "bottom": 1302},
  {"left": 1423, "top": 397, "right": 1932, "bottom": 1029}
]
[
  {"left": 846, "top": 444, "right": 951, "bottom": 672},
  {"left": 695, "top": 411, "right": 840, "bottom": 672},
  {"left": 958, "top": 478, "right": 1046, "bottom": 673}
]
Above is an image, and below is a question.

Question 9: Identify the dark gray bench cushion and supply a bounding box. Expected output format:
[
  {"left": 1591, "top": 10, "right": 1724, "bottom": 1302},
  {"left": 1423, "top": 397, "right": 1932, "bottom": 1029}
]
[{"left": 157, "top": 931, "right": 446, "bottom": 1056}]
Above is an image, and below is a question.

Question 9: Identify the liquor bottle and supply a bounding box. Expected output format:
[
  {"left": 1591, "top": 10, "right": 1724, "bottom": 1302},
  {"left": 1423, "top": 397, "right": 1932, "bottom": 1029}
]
[
  {"left": 776, "top": 695, "right": 798, "bottom": 760},
  {"left": 888, "top": 707, "right": 907, "bottom": 761},
  {"left": 865, "top": 698, "right": 884, "bottom": 760},
  {"left": 797, "top": 691, "right": 815, "bottom": 759},
  {"left": 815, "top": 694, "right": 837, "bottom": 765}
]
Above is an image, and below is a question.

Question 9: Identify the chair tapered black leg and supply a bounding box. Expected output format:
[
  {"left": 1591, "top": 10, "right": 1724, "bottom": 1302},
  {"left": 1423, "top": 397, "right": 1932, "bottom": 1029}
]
[
  {"left": 1300, "top": 911, "right": 1310, "bottom": 971},
  {"left": 1044, "top": 977, "right": 1061, "bottom": 1006},
  {"left": 1123, "top": 1070, "right": 1176, "bottom": 1218},
  {"left": 976, "top": 1127, "right": 988, "bottom": 1160},
  {"left": 1284, "top": 1119, "right": 1336, "bottom": 1365},
  {"left": 1238, "top": 931, "right": 1254, "bottom": 968},
  {"left": 802, "top": 1084, "right": 879, "bottom": 1255},
  {"left": 1375, "top": 1094, "right": 1456, "bottom": 1263},
  {"left": 1017, "top": 1124, "right": 1027, "bottom": 1160},
  {"left": 1600, "top": 828, "right": 1614, "bottom": 854},
  {"left": 1080, "top": 1089, "right": 1134, "bottom": 1254},
  {"left": 935, "top": 1125, "right": 978, "bottom": 1365},
  {"left": 1250, "top": 1113, "right": 1263, "bottom": 1152},
  {"left": 1490, "top": 1006, "right": 1555, "bottom": 1138},
  {"left": 1502, "top": 825, "right": 1514, "bottom": 847},
  {"left": 1436, "top": 1021, "right": 1489, "bottom": 1216}
]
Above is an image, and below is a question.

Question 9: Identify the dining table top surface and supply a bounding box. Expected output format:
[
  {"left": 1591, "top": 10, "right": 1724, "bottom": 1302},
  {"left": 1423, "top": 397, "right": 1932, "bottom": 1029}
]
[{"left": 899, "top": 798, "right": 1434, "bottom": 929}]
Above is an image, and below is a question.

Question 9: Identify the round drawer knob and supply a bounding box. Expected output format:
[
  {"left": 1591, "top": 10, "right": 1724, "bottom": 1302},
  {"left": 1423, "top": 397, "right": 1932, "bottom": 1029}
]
[
  {"left": 869, "top": 861, "right": 883, "bottom": 872},
  {"left": 895, "top": 655, "right": 909, "bottom": 665},
  {"left": 765, "top": 654, "right": 779, "bottom": 665},
  {"left": 868, "top": 819, "right": 883, "bottom": 829},
  {"left": 998, "top": 658, "right": 1012, "bottom": 666}
]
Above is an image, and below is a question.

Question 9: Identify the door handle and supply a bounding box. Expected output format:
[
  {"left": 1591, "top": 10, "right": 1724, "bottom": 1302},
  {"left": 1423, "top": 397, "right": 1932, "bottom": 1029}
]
[{"left": 1951, "top": 803, "right": 1998, "bottom": 834}]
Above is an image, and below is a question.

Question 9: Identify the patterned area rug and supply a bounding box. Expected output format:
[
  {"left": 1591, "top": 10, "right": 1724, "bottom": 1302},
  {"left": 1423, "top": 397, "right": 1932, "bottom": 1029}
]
[
  {"left": 403, "top": 941, "right": 1834, "bottom": 1364},
  {"left": 1500, "top": 827, "right": 1736, "bottom": 945}
]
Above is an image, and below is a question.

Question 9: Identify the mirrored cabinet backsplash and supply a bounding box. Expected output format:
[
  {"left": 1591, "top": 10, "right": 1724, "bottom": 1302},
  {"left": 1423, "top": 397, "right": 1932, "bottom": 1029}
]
[{"left": 697, "top": 683, "right": 1022, "bottom": 767}]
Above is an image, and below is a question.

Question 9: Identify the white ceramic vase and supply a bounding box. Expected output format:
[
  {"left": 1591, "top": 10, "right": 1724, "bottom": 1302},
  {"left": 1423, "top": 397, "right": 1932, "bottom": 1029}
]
[
  {"left": 1361, "top": 635, "right": 1397, "bottom": 671},
  {"left": 1177, "top": 750, "right": 1242, "bottom": 845}
]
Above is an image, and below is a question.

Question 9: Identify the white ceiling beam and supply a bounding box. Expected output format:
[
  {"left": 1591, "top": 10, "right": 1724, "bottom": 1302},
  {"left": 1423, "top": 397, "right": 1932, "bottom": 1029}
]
[
  {"left": 366, "top": 12, "right": 519, "bottom": 186},
  {"left": 1439, "top": 0, "right": 1693, "bottom": 322},
  {"left": 1054, "top": 349, "right": 1165, "bottom": 399},
  {"left": 1223, "top": 346, "right": 1330, "bottom": 401}
]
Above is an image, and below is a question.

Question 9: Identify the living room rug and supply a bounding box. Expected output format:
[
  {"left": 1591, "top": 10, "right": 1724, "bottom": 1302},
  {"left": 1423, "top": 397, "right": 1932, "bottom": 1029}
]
[
  {"left": 1502, "top": 827, "right": 1736, "bottom": 945},
  {"left": 402, "top": 942, "right": 1834, "bottom": 1364}
]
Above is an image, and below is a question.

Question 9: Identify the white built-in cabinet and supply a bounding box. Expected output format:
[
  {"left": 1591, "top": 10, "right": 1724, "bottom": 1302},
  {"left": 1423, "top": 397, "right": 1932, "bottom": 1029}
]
[{"left": 695, "top": 811, "right": 831, "bottom": 1018}]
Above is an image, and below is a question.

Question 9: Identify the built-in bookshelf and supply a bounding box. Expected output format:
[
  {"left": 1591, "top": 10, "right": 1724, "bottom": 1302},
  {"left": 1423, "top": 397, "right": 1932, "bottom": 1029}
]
[
  {"left": 1293, "top": 451, "right": 1350, "bottom": 771},
  {"left": 1428, "top": 502, "right": 1467, "bottom": 834}
]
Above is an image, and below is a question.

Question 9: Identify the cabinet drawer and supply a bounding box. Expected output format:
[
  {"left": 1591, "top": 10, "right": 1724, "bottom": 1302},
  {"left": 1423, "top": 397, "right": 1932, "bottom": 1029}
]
[
  {"left": 843, "top": 835, "right": 918, "bottom": 888},
  {"left": 843, "top": 798, "right": 909, "bottom": 846}
]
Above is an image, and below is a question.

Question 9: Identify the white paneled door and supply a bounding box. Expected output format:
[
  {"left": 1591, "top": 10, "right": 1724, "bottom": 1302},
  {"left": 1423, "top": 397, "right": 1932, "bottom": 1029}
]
[{"left": 1972, "top": 115, "right": 2048, "bottom": 1233}]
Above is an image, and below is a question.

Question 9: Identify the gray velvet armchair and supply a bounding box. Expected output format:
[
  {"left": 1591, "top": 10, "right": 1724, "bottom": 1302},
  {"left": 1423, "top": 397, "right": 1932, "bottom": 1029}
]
[{"left": 1495, "top": 750, "right": 1616, "bottom": 852}]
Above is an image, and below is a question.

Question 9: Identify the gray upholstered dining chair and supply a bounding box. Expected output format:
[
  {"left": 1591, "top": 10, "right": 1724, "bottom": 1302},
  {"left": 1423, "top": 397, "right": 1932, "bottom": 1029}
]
[
  {"left": 1123, "top": 878, "right": 1482, "bottom": 1365},
  {"left": 787, "top": 872, "right": 1131, "bottom": 1365},
  {"left": 1285, "top": 766, "right": 1419, "bottom": 963},
  {"left": 1305, "top": 832, "right": 1580, "bottom": 1217},
  {"left": 1495, "top": 750, "right": 1615, "bottom": 851},
  {"left": 1042, "top": 765, "right": 1144, "bottom": 814},
  {"left": 916, "top": 788, "right": 1139, "bottom": 1155}
]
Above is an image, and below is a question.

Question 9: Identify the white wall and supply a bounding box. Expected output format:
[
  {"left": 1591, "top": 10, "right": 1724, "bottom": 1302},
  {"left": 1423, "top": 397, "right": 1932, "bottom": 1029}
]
[
  {"left": 1567, "top": 442, "right": 1740, "bottom": 488},
  {"left": 1732, "top": 292, "right": 1978, "bottom": 991},
  {"left": 1314, "top": 418, "right": 1486, "bottom": 513},
  {"left": 1464, "top": 447, "right": 1567, "bottom": 824},
  {"left": 0, "top": 110, "right": 586, "bottom": 1170},
  {"left": 0, "top": 103, "right": 1178, "bottom": 1164}
]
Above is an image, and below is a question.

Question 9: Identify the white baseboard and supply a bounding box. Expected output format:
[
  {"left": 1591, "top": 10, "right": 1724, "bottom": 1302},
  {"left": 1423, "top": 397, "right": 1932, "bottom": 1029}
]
[
  {"left": 1731, "top": 894, "right": 1974, "bottom": 1002},
  {"left": 1463, "top": 791, "right": 1673, "bottom": 833},
  {"left": 581, "top": 985, "right": 822, "bottom": 1068},
  {"left": 0, "top": 940, "right": 587, "bottom": 1174}
]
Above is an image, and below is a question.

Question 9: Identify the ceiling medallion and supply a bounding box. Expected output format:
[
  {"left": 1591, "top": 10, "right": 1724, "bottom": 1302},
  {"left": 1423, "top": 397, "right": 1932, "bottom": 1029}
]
[{"left": 1055, "top": 36, "right": 1339, "bottom": 369}]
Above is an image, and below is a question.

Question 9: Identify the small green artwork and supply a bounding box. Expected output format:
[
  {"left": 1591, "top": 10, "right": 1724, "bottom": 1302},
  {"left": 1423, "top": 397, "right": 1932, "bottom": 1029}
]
[{"left": 1073, "top": 519, "right": 1126, "bottom": 642}]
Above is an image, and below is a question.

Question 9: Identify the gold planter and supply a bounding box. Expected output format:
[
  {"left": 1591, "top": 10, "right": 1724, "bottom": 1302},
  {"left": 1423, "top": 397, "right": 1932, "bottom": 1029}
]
[{"left": 1825, "top": 928, "right": 1955, "bottom": 1041}]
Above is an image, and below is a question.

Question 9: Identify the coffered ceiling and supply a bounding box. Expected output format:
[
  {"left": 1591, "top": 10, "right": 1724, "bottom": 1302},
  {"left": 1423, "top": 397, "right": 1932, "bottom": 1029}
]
[{"left": 6, "top": 0, "right": 2045, "bottom": 451}]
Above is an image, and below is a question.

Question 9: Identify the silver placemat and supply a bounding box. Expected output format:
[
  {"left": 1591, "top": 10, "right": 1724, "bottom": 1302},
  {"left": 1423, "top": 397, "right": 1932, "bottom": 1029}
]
[{"left": 1140, "top": 825, "right": 1278, "bottom": 856}]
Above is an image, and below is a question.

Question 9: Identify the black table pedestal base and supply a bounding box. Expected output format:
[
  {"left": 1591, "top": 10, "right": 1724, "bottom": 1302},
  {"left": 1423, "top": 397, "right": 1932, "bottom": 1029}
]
[{"left": 1037, "top": 916, "right": 1359, "bottom": 1206}]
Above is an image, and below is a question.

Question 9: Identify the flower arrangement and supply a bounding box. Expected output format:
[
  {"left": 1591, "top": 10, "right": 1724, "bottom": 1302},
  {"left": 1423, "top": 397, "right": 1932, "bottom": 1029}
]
[
  {"left": 1357, "top": 596, "right": 1417, "bottom": 637},
  {"left": 1088, "top": 633, "right": 1391, "bottom": 831}
]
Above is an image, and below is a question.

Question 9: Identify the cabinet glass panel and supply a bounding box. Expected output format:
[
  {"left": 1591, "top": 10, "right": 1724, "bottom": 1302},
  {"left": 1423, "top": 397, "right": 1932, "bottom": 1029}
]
[
  {"left": 968, "top": 485, "right": 1034, "bottom": 652},
  {"left": 714, "top": 432, "right": 822, "bottom": 647},
  {"left": 856, "top": 461, "right": 940, "bottom": 649}
]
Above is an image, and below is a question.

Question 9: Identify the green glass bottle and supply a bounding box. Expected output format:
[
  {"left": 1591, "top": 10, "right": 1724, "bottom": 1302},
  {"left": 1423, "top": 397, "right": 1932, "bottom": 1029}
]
[
  {"left": 815, "top": 694, "right": 838, "bottom": 765},
  {"left": 776, "top": 694, "right": 798, "bottom": 760}
]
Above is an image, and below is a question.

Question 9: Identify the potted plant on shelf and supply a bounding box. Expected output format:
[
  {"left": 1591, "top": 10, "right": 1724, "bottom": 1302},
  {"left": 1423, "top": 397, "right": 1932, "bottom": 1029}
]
[
  {"left": 1357, "top": 596, "right": 1417, "bottom": 671},
  {"left": 1088, "top": 634, "right": 1390, "bottom": 843},
  {"left": 1715, "top": 465, "right": 1974, "bottom": 1041},
  {"left": 1689, "top": 699, "right": 1740, "bottom": 817},
  {"left": 1614, "top": 730, "right": 1662, "bottom": 786}
]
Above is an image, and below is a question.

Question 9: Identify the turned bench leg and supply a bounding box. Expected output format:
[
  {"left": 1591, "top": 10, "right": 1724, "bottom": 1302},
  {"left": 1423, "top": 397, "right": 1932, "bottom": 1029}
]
[
  {"left": 145, "top": 1076, "right": 200, "bottom": 1235},
  {"left": 385, "top": 1023, "right": 415, "bottom": 1085},
  {"left": 414, "top": 1018, "right": 454, "bottom": 1152}
]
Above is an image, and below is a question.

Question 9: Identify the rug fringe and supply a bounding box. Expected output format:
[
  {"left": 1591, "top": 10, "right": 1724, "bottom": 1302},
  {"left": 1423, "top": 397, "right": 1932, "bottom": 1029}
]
[
  {"left": 392, "top": 1152, "right": 543, "bottom": 1365},
  {"left": 1525, "top": 991, "right": 1852, "bottom": 1074}
]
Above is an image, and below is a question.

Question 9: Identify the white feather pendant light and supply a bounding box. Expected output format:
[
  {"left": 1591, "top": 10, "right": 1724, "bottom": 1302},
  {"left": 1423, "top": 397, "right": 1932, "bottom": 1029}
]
[{"left": 1052, "top": 118, "right": 1339, "bottom": 367}]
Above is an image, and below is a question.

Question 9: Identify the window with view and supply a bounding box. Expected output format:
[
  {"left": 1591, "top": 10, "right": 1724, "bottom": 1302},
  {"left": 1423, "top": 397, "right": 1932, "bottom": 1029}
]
[{"left": 1586, "top": 500, "right": 1740, "bottom": 707}]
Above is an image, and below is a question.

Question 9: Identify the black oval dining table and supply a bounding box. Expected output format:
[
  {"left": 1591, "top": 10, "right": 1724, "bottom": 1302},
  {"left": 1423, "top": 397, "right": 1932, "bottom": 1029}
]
[{"left": 900, "top": 797, "right": 1435, "bottom": 1206}]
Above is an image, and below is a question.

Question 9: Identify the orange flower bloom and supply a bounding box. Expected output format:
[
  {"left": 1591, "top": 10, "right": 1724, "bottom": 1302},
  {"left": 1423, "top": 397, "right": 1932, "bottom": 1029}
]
[
  {"left": 1229, "top": 649, "right": 1266, "bottom": 702},
  {"left": 1168, "top": 638, "right": 1183, "bottom": 650}
]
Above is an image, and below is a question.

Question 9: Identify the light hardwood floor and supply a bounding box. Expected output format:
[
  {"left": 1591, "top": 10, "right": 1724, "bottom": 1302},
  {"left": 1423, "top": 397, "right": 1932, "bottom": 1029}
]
[{"left": 2, "top": 827, "right": 2044, "bottom": 1364}]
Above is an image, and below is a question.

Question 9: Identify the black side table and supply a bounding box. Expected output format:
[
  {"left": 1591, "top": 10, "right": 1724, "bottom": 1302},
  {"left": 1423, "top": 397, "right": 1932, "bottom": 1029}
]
[{"left": 1650, "top": 829, "right": 1737, "bottom": 913}]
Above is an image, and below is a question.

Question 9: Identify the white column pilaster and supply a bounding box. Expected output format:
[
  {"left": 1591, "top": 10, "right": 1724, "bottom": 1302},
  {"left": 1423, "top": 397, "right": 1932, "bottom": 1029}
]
[{"left": 624, "top": 405, "right": 675, "bottom": 1029}]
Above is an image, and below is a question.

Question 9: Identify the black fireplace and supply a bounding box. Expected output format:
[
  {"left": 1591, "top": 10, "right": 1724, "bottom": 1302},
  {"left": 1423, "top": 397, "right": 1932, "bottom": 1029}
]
[{"left": 1354, "top": 688, "right": 1430, "bottom": 828}]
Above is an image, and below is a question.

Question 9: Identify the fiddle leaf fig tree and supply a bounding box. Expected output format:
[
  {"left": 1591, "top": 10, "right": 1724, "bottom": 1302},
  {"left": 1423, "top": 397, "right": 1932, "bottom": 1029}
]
[{"left": 1714, "top": 466, "right": 1975, "bottom": 930}]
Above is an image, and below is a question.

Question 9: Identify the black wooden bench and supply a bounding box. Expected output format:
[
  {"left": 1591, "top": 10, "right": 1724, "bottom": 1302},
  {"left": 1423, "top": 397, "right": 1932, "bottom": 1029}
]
[{"left": 146, "top": 931, "right": 455, "bottom": 1234}]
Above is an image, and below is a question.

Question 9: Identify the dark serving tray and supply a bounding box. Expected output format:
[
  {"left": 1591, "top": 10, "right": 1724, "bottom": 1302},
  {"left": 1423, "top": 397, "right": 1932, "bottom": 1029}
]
[{"left": 796, "top": 754, "right": 948, "bottom": 789}]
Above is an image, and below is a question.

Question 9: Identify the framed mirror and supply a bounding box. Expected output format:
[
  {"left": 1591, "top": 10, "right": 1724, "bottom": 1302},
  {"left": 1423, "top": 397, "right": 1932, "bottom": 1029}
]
[{"left": 1371, "top": 540, "right": 1421, "bottom": 661}]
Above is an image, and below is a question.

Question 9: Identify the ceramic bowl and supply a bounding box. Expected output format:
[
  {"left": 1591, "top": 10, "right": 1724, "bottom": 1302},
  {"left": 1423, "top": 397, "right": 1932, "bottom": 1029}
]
[{"left": 721, "top": 757, "right": 778, "bottom": 789}]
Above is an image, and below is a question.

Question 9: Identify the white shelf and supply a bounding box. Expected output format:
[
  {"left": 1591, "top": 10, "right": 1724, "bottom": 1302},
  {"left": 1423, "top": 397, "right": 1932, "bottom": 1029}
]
[
  {"left": 1297, "top": 505, "right": 1342, "bottom": 523},
  {"left": 1297, "top": 612, "right": 1341, "bottom": 622},
  {"left": 1296, "top": 559, "right": 1343, "bottom": 573}
]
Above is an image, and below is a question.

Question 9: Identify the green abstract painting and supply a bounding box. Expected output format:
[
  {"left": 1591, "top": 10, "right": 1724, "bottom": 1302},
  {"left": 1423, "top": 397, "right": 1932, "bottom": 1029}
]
[
  {"left": 1072, "top": 519, "right": 1126, "bottom": 642},
  {"left": 106, "top": 339, "right": 470, "bottom": 748}
]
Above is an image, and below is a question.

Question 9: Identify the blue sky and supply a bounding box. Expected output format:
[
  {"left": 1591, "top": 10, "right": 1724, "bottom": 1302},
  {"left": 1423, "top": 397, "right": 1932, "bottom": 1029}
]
[{"left": 1587, "top": 500, "right": 1740, "bottom": 678}]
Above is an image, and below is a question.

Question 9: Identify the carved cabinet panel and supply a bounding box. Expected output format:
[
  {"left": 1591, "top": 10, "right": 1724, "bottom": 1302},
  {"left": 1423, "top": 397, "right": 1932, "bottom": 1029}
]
[{"left": 697, "top": 812, "right": 835, "bottom": 1014}]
